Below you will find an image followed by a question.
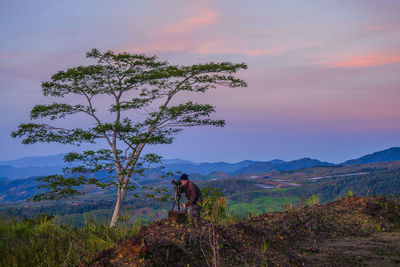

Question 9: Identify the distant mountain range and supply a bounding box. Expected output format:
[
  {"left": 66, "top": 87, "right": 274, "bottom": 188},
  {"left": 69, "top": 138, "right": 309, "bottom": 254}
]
[
  {"left": 1, "top": 148, "right": 400, "bottom": 204},
  {"left": 0, "top": 165, "right": 64, "bottom": 180},
  {"left": 0, "top": 154, "right": 67, "bottom": 167},
  {"left": 0, "top": 177, "right": 41, "bottom": 203},
  {"left": 232, "top": 158, "right": 333, "bottom": 175},
  {"left": 0, "top": 147, "right": 399, "bottom": 180},
  {"left": 163, "top": 160, "right": 262, "bottom": 175},
  {"left": 342, "top": 147, "right": 400, "bottom": 166}
]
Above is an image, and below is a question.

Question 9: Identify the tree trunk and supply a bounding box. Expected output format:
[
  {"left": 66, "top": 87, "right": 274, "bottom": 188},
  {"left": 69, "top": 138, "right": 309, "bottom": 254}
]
[{"left": 110, "top": 187, "right": 127, "bottom": 227}]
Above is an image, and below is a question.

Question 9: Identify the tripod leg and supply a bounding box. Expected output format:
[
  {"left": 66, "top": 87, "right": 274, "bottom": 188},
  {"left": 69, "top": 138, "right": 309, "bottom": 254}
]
[{"left": 171, "top": 200, "right": 175, "bottom": 211}]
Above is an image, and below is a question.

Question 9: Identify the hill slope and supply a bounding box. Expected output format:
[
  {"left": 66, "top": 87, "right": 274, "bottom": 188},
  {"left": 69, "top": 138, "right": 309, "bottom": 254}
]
[
  {"left": 343, "top": 147, "right": 400, "bottom": 165},
  {"left": 86, "top": 196, "right": 400, "bottom": 266}
]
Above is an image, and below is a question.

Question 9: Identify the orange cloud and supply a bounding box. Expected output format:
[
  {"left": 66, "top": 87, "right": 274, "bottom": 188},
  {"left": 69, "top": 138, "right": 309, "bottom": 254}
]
[{"left": 323, "top": 52, "right": 400, "bottom": 68}]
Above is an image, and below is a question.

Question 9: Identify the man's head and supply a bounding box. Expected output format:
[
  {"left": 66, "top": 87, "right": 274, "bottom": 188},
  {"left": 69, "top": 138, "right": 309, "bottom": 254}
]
[{"left": 179, "top": 173, "right": 188, "bottom": 186}]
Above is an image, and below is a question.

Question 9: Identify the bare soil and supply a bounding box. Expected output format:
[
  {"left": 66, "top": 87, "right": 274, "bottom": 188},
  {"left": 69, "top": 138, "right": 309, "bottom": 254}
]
[{"left": 304, "top": 232, "right": 400, "bottom": 266}]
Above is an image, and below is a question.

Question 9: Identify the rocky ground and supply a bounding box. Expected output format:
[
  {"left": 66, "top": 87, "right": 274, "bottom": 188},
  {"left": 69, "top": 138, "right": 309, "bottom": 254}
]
[{"left": 82, "top": 196, "right": 400, "bottom": 266}]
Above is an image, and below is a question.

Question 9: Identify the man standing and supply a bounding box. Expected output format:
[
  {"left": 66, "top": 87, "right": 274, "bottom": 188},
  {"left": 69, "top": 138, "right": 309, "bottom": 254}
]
[{"left": 180, "top": 174, "right": 202, "bottom": 219}]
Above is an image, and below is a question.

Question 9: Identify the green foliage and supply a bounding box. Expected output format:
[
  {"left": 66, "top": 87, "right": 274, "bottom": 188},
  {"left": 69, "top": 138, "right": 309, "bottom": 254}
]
[
  {"left": 290, "top": 169, "right": 400, "bottom": 202},
  {"left": 0, "top": 216, "right": 142, "bottom": 266},
  {"left": 30, "top": 175, "right": 101, "bottom": 201},
  {"left": 10, "top": 49, "right": 247, "bottom": 226},
  {"left": 11, "top": 123, "right": 97, "bottom": 145},
  {"left": 306, "top": 194, "right": 320, "bottom": 206},
  {"left": 201, "top": 179, "right": 262, "bottom": 201},
  {"left": 30, "top": 103, "right": 92, "bottom": 120},
  {"left": 347, "top": 190, "right": 354, "bottom": 197},
  {"left": 200, "top": 187, "right": 228, "bottom": 224},
  {"left": 228, "top": 196, "right": 300, "bottom": 217}
]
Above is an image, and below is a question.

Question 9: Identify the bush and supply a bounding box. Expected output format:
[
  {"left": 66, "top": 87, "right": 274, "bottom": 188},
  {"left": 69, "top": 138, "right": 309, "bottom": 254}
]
[
  {"left": 200, "top": 187, "right": 228, "bottom": 224},
  {"left": 306, "top": 194, "right": 320, "bottom": 206}
]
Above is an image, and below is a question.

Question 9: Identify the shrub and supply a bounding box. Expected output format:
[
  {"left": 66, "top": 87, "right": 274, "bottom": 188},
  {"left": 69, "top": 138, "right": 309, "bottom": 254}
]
[
  {"left": 306, "top": 194, "right": 320, "bottom": 206},
  {"left": 200, "top": 187, "right": 228, "bottom": 224}
]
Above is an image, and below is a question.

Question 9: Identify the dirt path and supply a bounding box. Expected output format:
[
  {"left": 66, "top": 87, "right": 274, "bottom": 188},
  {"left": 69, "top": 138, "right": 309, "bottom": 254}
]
[{"left": 304, "top": 232, "right": 400, "bottom": 266}]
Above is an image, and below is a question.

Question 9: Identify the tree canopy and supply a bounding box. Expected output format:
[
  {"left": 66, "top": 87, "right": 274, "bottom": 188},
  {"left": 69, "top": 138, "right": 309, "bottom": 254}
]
[{"left": 12, "top": 49, "right": 248, "bottom": 226}]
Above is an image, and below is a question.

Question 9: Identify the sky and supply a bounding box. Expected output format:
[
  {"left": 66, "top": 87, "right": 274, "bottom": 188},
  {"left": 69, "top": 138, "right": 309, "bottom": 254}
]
[{"left": 0, "top": 0, "right": 399, "bottom": 163}]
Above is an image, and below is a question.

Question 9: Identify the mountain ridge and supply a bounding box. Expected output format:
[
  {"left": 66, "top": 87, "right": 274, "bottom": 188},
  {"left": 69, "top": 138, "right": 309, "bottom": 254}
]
[
  {"left": 1, "top": 147, "right": 399, "bottom": 179},
  {"left": 342, "top": 147, "right": 400, "bottom": 165}
]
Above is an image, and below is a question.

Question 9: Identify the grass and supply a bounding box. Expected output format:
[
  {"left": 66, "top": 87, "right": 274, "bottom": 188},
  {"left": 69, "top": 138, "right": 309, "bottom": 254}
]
[
  {"left": 267, "top": 187, "right": 295, "bottom": 193},
  {"left": 228, "top": 195, "right": 300, "bottom": 216},
  {"left": 0, "top": 215, "right": 142, "bottom": 267}
]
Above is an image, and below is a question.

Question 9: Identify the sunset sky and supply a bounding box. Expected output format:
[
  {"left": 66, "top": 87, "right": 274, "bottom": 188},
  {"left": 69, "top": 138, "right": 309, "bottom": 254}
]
[{"left": 0, "top": 0, "right": 399, "bottom": 163}]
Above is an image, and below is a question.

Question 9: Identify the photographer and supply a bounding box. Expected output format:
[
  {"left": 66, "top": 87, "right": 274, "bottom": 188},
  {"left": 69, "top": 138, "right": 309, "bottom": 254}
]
[{"left": 179, "top": 174, "right": 202, "bottom": 219}]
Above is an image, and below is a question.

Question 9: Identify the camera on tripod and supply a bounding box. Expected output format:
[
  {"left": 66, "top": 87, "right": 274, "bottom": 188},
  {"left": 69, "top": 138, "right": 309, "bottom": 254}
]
[
  {"left": 170, "top": 179, "right": 184, "bottom": 211},
  {"left": 171, "top": 179, "right": 184, "bottom": 192}
]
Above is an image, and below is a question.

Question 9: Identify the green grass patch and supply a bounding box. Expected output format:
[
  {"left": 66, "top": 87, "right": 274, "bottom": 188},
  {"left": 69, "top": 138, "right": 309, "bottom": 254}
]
[
  {"left": 228, "top": 195, "right": 300, "bottom": 217},
  {"left": 267, "top": 187, "right": 296, "bottom": 193},
  {"left": 0, "top": 215, "right": 142, "bottom": 266}
]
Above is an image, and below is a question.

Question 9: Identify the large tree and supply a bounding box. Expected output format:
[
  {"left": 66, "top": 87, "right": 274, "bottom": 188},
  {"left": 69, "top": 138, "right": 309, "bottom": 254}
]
[{"left": 12, "top": 49, "right": 247, "bottom": 227}]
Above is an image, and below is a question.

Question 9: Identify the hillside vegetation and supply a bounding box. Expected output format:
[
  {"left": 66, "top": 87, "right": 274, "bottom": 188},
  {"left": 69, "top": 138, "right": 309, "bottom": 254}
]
[
  {"left": 2, "top": 161, "right": 400, "bottom": 227},
  {"left": 0, "top": 215, "right": 141, "bottom": 267},
  {"left": 1, "top": 195, "right": 400, "bottom": 266},
  {"left": 85, "top": 196, "right": 400, "bottom": 266}
]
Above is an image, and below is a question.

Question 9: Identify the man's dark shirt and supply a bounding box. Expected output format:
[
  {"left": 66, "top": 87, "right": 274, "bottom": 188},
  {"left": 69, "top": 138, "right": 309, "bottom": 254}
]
[{"left": 183, "top": 180, "right": 202, "bottom": 207}]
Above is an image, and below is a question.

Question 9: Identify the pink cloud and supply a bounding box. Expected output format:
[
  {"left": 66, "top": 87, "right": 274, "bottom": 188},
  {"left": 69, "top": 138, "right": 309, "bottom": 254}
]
[
  {"left": 244, "top": 40, "right": 323, "bottom": 57},
  {"left": 325, "top": 52, "right": 400, "bottom": 68},
  {"left": 361, "top": 24, "right": 395, "bottom": 32},
  {"left": 120, "top": 2, "right": 221, "bottom": 55},
  {"left": 128, "top": 43, "right": 188, "bottom": 54},
  {"left": 0, "top": 52, "right": 25, "bottom": 60},
  {"left": 163, "top": 8, "right": 217, "bottom": 33}
]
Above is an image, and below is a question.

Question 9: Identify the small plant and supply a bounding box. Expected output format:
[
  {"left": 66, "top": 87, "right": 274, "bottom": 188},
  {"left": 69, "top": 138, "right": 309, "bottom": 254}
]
[
  {"left": 261, "top": 241, "right": 269, "bottom": 267},
  {"left": 199, "top": 187, "right": 229, "bottom": 267},
  {"left": 262, "top": 239, "right": 270, "bottom": 253},
  {"left": 200, "top": 187, "right": 228, "bottom": 224},
  {"left": 284, "top": 203, "right": 294, "bottom": 212},
  {"left": 347, "top": 190, "right": 354, "bottom": 197},
  {"left": 306, "top": 194, "right": 320, "bottom": 206}
]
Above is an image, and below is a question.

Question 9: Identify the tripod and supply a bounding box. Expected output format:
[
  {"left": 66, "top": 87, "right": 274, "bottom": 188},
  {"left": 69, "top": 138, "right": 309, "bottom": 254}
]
[{"left": 171, "top": 184, "right": 183, "bottom": 211}]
